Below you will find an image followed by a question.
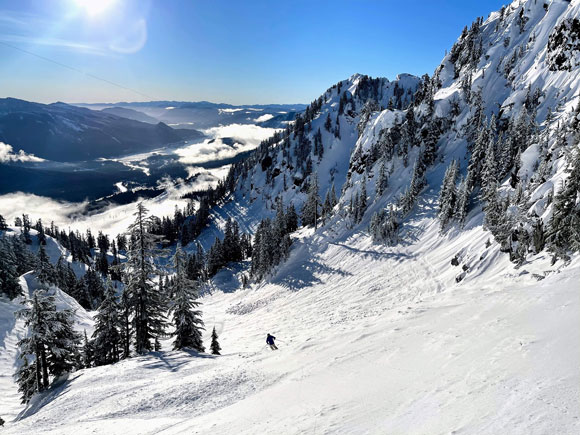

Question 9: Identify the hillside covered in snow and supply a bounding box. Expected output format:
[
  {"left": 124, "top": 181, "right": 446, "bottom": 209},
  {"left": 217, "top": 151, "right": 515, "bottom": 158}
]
[{"left": 0, "top": 0, "right": 579, "bottom": 433}]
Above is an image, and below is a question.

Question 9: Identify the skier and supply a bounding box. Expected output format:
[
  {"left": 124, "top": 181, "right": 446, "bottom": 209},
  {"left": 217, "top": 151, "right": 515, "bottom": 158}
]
[{"left": 266, "top": 333, "right": 278, "bottom": 350}]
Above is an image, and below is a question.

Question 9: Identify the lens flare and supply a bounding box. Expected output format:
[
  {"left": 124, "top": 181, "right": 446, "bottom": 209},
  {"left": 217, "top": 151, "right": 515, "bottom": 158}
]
[{"left": 74, "top": 0, "right": 117, "bottom": 16}]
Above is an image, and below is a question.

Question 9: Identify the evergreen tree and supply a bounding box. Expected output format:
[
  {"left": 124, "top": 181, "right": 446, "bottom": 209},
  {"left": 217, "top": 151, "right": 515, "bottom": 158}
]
[
  {"left": 480, "top": 137, "right": 498, "bottom": 202},
  {"left": 369, "top": 206, "right": 399, "bottom": 244},
  {"left": 119, "top": 287, "right": 131, "bottom": 359},
  {"left": 36, "top": 245, "right": 56, "bottom": 286},
  {"left": 123, "top": 203, "right": 167, "bottom": 354},
  {"left": 330, "top": 183, "right": 338, "bottom": 208},
  {"left": 36, "top": 219, "right": 46, "bottom": 246},
  {"left": 169, "top": 246, "right": 204, "bottom": 351},
  {"left": 0, "top": 237, "right": 22, "bottom": 299},
  {"left": 359, "top": 176, "right": 368, "bottom": 218},
  {"left": 285, "top": 203, "right": 299, "bottom": 233},
  {"left": 547, "top": 151, "right": 580, "bottom": 258},
  {"left": 483, "top": 182, "right": 513, "bottom": 250},
  {"left": 324, "top": 114, "right": 332, "bottom": 132},
  {"left": 14, "top": 356, "right": 38, "bottom": 404},
  {"left": 16, "top": 289, "right": 81, "bottom": 403},
  {"left": 21, "top": 214, "right": 32, "bottom": 245},
  {"left": 0, "top": 214, "right": 7, "bottom": 231},
  {"left": 376, "top": 159, "right": 388, "bottom": 196},
  {"left": 301, "top": 175, "right": 321, "bottom": 228},
  {"left": 438, "top": 160, "right": 459, "bottom": 230},
  {"left": 82, "top": 330, "right": 94, "bottom": 368},
  {"left": 83, "top": 268, "right": 105, "bottom": 309},
  {"left": 455, "top": 175, "right": 471, "bottom": 228},
  {"left": 92, "top": 277, "right": 122, "bottom": 366},
  {"left": 210, "top": 326, "right": 221, "bottom": 355},
  {"left": 531, "top": 218, "right": 545, "bottom": 254}
]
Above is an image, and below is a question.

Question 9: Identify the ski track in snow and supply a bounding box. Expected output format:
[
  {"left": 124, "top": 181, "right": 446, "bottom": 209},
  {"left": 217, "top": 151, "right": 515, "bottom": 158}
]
[
  {"left": 2, "top": 0, "right": 580, "bottom": 432},
  {"left": 1, "top": 220, "right": 578, "bottom": 434}
]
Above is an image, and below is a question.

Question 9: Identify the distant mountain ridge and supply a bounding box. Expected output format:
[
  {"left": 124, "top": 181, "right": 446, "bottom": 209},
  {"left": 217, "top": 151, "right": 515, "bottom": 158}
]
[
  {"left": 0, "top": 98, "right": 204, "bottom": 162},
  {"left": 75, "top": 101, "right": 307, "bottom": 130}
]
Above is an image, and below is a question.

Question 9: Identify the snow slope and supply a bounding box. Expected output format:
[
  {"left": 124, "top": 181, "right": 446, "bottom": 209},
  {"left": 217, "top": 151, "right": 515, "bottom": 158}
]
[
  {"left": 0, "top": 272, "right": 93, "bottom": 424},
  {"left": 1, "top": 217, "right": 578, "bottom": 434},
  {"left": 2, "top": 0, "right": 580, "bottom": 432}
]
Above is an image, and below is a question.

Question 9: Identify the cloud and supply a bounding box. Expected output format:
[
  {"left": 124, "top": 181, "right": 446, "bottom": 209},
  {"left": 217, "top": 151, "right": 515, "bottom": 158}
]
[
  {"left": 0, "top": 192, "right": 88, "bottom": 229},
  {"left": 218, "top": 108, "right": 243, "bottom": 114},
  {"left": 175, "top": 124, "right": 280, "bottom": 165},
  {"left": 0, "top": 167, "right": 229, "bottom": 238},
  {"left": 255, "top": 114, "right": 274, "bottom": 122},
  {"left": 0, "top": 142, "right": 45, "bottom": 162}
]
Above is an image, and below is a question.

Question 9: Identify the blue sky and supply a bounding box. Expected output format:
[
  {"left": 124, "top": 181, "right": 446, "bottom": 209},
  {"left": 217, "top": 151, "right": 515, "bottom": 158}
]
[{"left": 0, "top": 0, "right": 508, "bottom": 104}]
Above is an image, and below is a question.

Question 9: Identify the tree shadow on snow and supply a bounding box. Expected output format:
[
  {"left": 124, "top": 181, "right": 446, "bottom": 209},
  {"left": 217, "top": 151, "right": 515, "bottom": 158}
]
[
  {"left": 16, "top": 373, "right": 77, "bottom": 421},
  {"left": 329, "top": 243, "right": 414, "bottom": 261},
  {"left": 141, "top": 350, "right": 216, "bottom": 372},
  {"left": 271, "top": 259, "right": 353, "bottom": 291}
]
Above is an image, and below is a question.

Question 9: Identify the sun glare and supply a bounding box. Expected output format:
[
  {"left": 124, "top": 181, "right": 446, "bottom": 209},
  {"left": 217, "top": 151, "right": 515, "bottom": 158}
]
[{"left": 74, "top": 0, "right": 117, "bottom": 16}]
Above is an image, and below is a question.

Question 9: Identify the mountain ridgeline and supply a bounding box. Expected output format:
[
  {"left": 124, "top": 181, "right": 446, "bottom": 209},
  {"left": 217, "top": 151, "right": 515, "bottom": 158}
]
[
  {"left": 212, "top": 0, "right": 580, "bottom": 270},
  {"left": 0, "top": 0, "right": 579, "bottom": 425},
  {"left": 0, "top": 98, "right": 204, "bottom": 162}
]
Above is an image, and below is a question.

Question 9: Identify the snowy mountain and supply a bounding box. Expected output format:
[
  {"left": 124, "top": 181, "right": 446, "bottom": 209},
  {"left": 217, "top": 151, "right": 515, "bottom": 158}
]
[
  {"left": 1, "top": 0, "right": 579, "bottom": 433},
  {"left": 0, "top": 98, "right": 204, "bottom": 162},
  {"left": 202, "top": 0, "right": 580, "bottom": 268},
  {"left": 76, "top": 101, "right": 307, "bottom": 130},
  {"left": 100, "top": 107, "right": 160, "bottom": 124}
]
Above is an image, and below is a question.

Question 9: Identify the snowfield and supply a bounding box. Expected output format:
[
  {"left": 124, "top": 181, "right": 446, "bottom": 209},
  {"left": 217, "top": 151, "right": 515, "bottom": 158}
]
[
  {"left": 2, "top": 0, "right": 580, "bottom": 432},
  {"left": 2, "top": 217, "right": 578, "bottom": 434}
]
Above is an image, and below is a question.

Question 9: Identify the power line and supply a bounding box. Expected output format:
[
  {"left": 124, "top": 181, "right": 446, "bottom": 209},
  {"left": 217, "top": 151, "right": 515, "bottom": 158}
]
[{"left": 0, "top": 40, "right": 154, "bottom": 100}]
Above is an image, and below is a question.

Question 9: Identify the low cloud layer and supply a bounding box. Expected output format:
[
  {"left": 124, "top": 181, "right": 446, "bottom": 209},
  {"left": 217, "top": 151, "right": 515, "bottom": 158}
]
[
  {"left": 176, "top": 124, "right": 279, "bottom": 165},
  {"left": 0, "top": 142, "right": 44, "bottom": 163},
  {"left": 0, "top": 166, "right": 229, "bottom": 238},
  {"left": 0, "top": 193, "right": 88, "bottom": 229}
]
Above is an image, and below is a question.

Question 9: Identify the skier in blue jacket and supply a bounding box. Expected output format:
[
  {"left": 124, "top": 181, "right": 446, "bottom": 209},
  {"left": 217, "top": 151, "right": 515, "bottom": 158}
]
[{"left": 266, "top": 333, "right": 278, "bottom": 350}]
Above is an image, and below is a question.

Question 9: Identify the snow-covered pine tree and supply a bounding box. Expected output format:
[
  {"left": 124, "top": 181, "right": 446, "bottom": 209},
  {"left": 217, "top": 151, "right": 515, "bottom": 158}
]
[
  {"left": 21, "top": 214, "right": 32, "bottom": 245},
  {"left": 169, "top": 246, "right": 204, "bottom": 351},
  {"left": 210, "top": 326, "right": 221, "bottom": 355},
  {"left": 0, "top": 237, "right": 22, "bottom": 299},
  {"left": 547, "top": 150, "right": 580, "bottom": 258},
  {"left": 0, "top": 214, "right": 7, "bottom": 231},
  {"left": 301, "top": 174, "right": 321, "bottom": 228},
  {"left": 36, "top": 245, "right": 56, "bottom": 286},
  {"left": 36, "top": 219, "right": 46, "bottom": 246},
  {"left": 83, "top": 268, "right": 105, "bottom": 309},
  {"left": 438, "top": 160, "right": 459, "bottom": 230},
  {"left": 455, "top": 175, "right": 471, "bottom": 228},
  {"left": 120, "top": 287, "right": 131, "bottom": 359},
  {"left": 483, "top": 182, "right": 513, "bottom": 250},
  {"left": 82, "top": 330, "right": 94, "bottom": 368},
  {"left": 123, "top": 203, "right": 168, "bottom": 355},
  {"left": 14, "top": 356, "right": 38, "bottom": 404},
  {"left": 285, "top": 203, "right": 299, "bottom": 233},
  {"left": 47, "top": 307, "right": 82, "bottom": 377},
  {"left": 376, "top": 159, "right": 388, "bottom": 196},
  {"left": 322, "top": 189, "right": 334, "bottom": 225},
  {"left": 324, "top": 113, "right": 332, "bottom": 132},
  {"left": 16, "top": 289, "right": 81, "bottom": 402},
  {"left": 330, "top": 183, "right": 338, "bottom": 208},
  {"left": 480, "top": 136, "right": 498, "bottom": 203},
  {"left": 359, "top": 176, "right": 368, "bottom": 219},
  {"left": 92, "top": 277, "right": 122, "bottom": 366}
]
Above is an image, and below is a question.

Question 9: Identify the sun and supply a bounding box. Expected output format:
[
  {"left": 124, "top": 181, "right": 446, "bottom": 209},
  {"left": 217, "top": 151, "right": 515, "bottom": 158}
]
[{"left": 73, "top": 0, "right": 117, "bottom": 17}]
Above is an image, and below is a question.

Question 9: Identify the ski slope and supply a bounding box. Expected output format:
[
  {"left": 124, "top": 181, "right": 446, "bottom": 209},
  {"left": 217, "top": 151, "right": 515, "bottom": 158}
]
[{"left": 2, "top": 216, "right": 578, "bottom": 434}]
